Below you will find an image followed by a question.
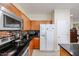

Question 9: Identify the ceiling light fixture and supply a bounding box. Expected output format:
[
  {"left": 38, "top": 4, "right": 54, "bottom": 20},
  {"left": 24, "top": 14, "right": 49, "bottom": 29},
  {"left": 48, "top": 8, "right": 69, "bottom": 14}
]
[{"left": 70, "top": 14, "right": 73, "bottom": 17}]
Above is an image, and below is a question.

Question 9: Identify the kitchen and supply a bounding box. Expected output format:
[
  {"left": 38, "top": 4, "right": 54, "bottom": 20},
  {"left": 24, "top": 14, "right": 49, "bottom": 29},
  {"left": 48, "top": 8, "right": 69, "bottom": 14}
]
[{"left": 0, "top": 3, "right": 79, "bottom": 56}]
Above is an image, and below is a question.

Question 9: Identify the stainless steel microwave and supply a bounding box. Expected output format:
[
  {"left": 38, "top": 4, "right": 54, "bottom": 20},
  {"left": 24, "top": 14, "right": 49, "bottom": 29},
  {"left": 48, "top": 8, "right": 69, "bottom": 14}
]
[{"left": 0, "top": 8, "right": 22, "bottom": 30}]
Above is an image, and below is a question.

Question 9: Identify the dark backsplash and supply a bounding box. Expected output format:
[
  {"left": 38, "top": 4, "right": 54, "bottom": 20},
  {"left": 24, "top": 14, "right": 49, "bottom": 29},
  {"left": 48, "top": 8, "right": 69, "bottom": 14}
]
[{"left": 27, "top": 30, "right": 40, "bottom": 37}]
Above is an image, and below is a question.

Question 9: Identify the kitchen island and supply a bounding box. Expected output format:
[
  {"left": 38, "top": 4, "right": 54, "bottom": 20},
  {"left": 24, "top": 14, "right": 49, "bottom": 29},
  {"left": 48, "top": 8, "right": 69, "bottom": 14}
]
[{"left": 59, "top": 44, "right": 79, "bottom": 56}]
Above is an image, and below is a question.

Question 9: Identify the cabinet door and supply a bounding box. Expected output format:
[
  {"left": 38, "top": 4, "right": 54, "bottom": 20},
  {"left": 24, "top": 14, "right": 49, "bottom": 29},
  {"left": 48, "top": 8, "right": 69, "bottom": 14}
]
[
  {"left": 31, "top": 21, "right": 51, "bottom": 30},
  {"left": 31, "top": 21, "right": 40, "bottom": 30},
  {"left": 21, "top": 15, "right": 31, "bottom": 30},
  {"left": 0, "top": 4, "right": 21, "bottom": 17},
  {"left": 11, "top": 6, "right": 21, "bottom": 16},
  {"left": 29, "top": 40, "right": 33, "bottom": 56},
  {"left": 33, "top": 38, "right": 40, "bottom": 49},
  {"left": 60, "top": 47, "right": 70, "bottom": 56}
]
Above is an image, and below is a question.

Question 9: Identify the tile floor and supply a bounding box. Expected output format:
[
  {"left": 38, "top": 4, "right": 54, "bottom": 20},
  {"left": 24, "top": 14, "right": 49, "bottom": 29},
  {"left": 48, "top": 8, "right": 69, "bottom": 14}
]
[{"left": 32, "top": 49, "right": 60, "bottom": 56}]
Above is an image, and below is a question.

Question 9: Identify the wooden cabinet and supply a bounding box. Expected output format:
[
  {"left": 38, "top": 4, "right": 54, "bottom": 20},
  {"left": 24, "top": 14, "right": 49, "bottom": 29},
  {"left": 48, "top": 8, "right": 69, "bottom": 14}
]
[
  {"left": 0, "top": 4, "right": 21, "bottom": 17},
  {"left": 33, "top": 37, "right": 40, "bottom": 49},
  {"left": 31, "top": 21, "right": 39, "bottom": 30},
  {"left": 10, "top": 5, "right": 21, "bottom": 17},
  {"left": 31, "top": 20, "right": 52, "bottom": 30},
  {"left": 29, "top": 37, "right": 40, "bottom": 56},
  {"left": 60, "top": 47, "right": 70, "bottom": 56},
  {"left": 70, "top": 28, "right": 78, "bottom": 43},
  {"left": 29, "top": 40, "right": 34, "bottom": 56},
  {"left": 0, "top": 4, "right": 12, "bottom": 11},
  {"left": 21, "top": 14, "right": 31, "bottom": 30}
]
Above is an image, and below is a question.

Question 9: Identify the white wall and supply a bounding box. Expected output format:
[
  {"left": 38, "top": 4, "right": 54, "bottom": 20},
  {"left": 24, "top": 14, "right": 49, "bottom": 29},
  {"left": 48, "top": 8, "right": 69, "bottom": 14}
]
[
  {"left": 70, "top": 18, "right": 73, "bottom": 29},
  {"left": 54, "top": 9, "right": 70, "bottom": 50},
  {"left": 70, "top": 18, "right": 79, "bottom": 29}
]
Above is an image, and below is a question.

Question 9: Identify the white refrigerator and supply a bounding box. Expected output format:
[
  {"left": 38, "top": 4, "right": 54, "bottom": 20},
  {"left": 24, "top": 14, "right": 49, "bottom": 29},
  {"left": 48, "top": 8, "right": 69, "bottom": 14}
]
[{"left": 40, "top": 24, "right": 56, "bottom": 51}]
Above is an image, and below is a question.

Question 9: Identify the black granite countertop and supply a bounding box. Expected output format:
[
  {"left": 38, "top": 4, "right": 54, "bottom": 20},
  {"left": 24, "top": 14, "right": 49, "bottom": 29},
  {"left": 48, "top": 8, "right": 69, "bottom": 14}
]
[
  {"left": 16, "top": 43, "right": 29, "bottom": 56},
  {"left": 59, "top": 44, "right": 79, "bottom": 56},
  {"left": 16, "top": 37, "right": 32, "bottom": 56}
]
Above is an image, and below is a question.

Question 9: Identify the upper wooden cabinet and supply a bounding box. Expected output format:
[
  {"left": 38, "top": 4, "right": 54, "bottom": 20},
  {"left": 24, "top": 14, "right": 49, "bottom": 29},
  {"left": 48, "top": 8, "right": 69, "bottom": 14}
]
[
  {"left": 0, "top": 4, "right": 12, "bottom": 10},
  {"left": 10, "top": 5, "right": 21, "bottom": 17},
  {"left": 21, "top": 14, "right": 31, "bottom": 30},
  {"left": 0, "top": 3, "right": 21, "bottom": 17},
  {"left": 31, "top": 20, "right": 52, "bottom": 30}
]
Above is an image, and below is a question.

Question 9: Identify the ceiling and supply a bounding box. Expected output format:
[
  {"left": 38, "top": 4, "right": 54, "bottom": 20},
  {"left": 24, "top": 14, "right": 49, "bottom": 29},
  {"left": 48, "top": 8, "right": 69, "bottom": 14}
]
[{"left": 13, "top": 3, "right": 79, "bottom": 21}]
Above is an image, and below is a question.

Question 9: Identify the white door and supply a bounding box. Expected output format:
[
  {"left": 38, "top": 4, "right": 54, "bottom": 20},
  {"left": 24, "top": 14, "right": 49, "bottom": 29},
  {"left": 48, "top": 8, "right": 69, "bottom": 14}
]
[{"left": 40, "top": 24, "right": 46, "bottom": 51}]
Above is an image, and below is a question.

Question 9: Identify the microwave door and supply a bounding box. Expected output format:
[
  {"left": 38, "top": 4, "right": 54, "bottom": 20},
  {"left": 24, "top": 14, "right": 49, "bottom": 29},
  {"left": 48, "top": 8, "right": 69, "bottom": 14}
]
[{"left": 4, "top": 15, "right": 21, "bottom": 28}]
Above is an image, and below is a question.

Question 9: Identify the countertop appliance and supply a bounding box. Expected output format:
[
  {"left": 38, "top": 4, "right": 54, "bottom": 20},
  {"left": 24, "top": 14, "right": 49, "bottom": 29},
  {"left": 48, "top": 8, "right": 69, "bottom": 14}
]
[
  {"left": 40, "top": 24, "right": 56, "bottom": 51},
  {"left": 0, "top": 7, "right": 22, "bottom": 30}
]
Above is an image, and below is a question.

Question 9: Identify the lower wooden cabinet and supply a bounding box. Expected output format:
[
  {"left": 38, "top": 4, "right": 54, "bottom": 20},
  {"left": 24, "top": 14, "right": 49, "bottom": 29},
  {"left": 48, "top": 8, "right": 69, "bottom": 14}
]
[
  {"left": 33, "top": 37, "right": 40, "bottom": 49},
  {"left": 60, "top": 47, "right": 70, "bottom": 56},
  {"left": 29, "top": 40, "right": 34, "bottom": 56},
  {"left": 29, "top": 37, "right": 40, "bottom": 56}
]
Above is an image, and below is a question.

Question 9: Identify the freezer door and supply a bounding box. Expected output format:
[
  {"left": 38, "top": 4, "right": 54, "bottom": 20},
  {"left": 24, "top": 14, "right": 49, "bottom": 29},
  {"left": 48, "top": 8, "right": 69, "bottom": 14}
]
[
  {"left": 40, "top": 36, "right": 46, "bottom": 51},
  {"left": 40, "top": 24, "right": 46, "bottom": 51}
]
